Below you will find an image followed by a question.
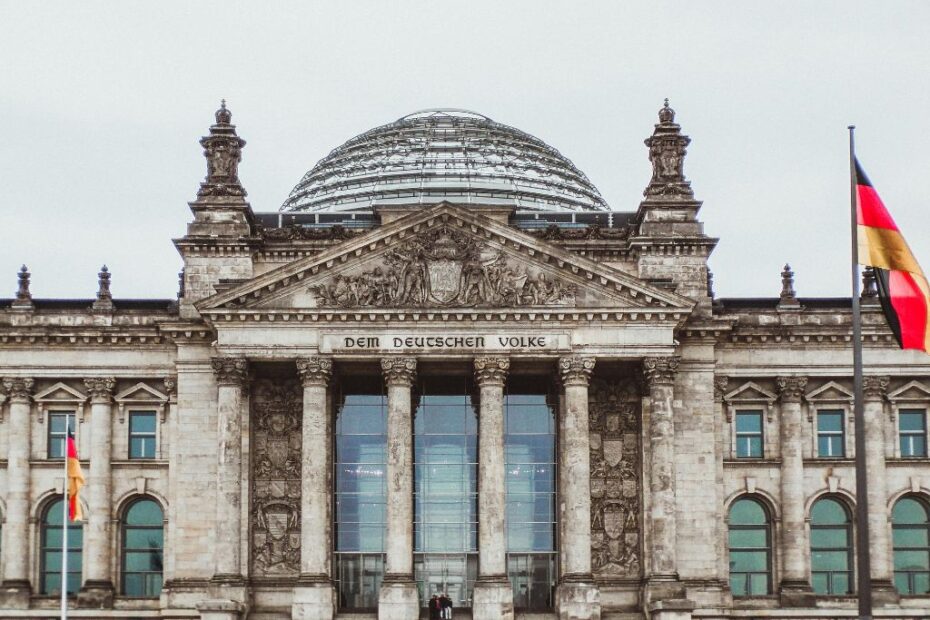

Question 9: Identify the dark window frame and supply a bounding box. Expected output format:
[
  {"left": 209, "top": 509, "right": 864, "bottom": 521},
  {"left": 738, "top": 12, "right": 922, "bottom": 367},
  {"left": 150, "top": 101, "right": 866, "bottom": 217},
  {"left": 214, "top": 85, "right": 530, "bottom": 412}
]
[
  {"left": 120, "top": 497, "right": 164, "bottom": 598},
  {"left": 40, "top": 497, "right": 83, "bottom": 596},
  {"left": 899, "top": 409, "right": 928, "bottom": 458},
  {"left": 728, "top": 497, "right": 772, "bottom": 596},
  {"left": 892, "top": 495, "right": 930, "bottom": 595},
  {"left": 816, "top": 410, "right": 846, "bottom": 458},
  {"left": 810, "top": 496, "right": 854, "bottom": 595},
  {"left": 734, "top": 410, "right": 764, "bottom": 458},
  {"left": 47, "top": 411, "right": 75, "bottom": 460},
  {"left": 128, "top": 410, "right": 158, "bottom": 459}
]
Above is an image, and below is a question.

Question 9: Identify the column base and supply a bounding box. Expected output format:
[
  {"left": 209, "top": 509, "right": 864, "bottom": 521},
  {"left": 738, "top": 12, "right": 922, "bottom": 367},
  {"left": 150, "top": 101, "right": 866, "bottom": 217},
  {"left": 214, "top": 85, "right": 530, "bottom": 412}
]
[
  {"left": 0, "top": 579, "right": 32, "bottom": 608},
  {"left": 778, "top": 579, "right": 814, "bottom": 607},
  {"left": 78, "top": 579, "right": 115, "bottom": 608},
  {"left": 644, "top": 574, "right": 685, "bottom": 605},
  {"left": 197, "top": 599, "right": 246, "bottom": 620},
  {"left": 292, "top": 574, "right": 336, "bottom": 620},
  {"left": 556, "top": 574, "right": 600, "bottom": 620},
  {"left": 472, "top": 576, "right": 514, "bottom": 620},
  {"left": 378, "top": 575, "right": 419, "bottom": 620},
  {"left": 870, "top": 578, "right": 901, "bottom": 607},
  {"left": 647, "top": 598, "right": 695, "bottom": 620}
]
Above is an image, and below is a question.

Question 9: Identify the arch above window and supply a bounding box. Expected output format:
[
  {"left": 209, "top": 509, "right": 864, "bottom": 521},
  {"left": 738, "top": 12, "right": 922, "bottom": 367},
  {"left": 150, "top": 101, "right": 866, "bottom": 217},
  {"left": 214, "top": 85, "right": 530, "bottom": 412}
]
[
  {"left": 892, "top": 495, "right": 930, "bottom": 595},
  {"left": 728, "top": 497, "right": 772, "bottom": 597},
  {"left": 121, "top": 497, "right": 164, "bottom": 598}
]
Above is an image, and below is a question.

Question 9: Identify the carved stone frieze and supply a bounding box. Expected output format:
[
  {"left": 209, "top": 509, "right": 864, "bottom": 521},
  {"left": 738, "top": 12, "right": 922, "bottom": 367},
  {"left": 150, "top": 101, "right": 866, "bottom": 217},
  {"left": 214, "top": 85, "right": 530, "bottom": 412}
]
[
  {"left": 1, "top": 377, "right": 34, "bottom": 401},
  {"left": 381, "top": 357, "right": 417, "bottom": 386},
  {"left": 776, "top": 376, "right": 808, "bottom": 403},
  {"left": 529, "top": 223, "right": 632, "bottom": 242},
  {"left": 296, "top": 357, "right": 333, "bottom": 387},
  {"left": 559, "top": 356, "right": 595, "bottom": 387},
  {"left": 588, "top": 378, "right": 642, "bottom": 577},
  {"left": 212, "top": 357, "right": 249, "bottom": 386},
  {"left": 309, "top": 224, "right": 576, "bottom": 308},
  {"left": 473, "top": 356, "right": 510, "bottom": 386},
  {"left": 642, "top": 357, "right": 679, "bottom": 387},
  {"left": 863, "top": 375, "right": 890, "bottom": 401},
  {"left": 250, "top": 378, "right": 303, "bottom": 576},
  {"left": 262, "top": 223, "right": 360, "bottom": 242}
]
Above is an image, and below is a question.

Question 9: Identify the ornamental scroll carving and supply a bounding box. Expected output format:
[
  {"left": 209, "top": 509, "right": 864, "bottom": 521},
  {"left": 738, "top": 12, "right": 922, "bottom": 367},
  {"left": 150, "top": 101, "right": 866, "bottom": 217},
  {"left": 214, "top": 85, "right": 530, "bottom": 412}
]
[
  {"left": 250, "top": 378, "right": 302, "bottom": 576},
  {"left": 309, "top": 224, "right": 576, "bottom": 308},
  {"left": 589, "top": 378, "right": 642, "bottom": 577}
]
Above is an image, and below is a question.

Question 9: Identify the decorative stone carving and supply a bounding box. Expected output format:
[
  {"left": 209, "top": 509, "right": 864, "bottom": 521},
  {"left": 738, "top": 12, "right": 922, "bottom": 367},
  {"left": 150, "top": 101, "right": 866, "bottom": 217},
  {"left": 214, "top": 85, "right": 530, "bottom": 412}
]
[
  {"left": 1, "top": 377, "right": 34, "bottom": 401},
  {"left": 559, "top": 356, "right": 595, "bottom": 386},
  {"left": 12, "top": 265, "right": 34, "bottom": 309},
  {"left": 250, "top": 378, "right": 303, "bottom": 576},
  {"left": 530, "top": 223, "right": 632, "bottom": 241},
  {"left": 163, "top": 376, "right": 177, "bottom": 396},
  {"left": 473, "top": 356, "right": 509, "bottom": 385},
  {"left": 381, "top": 357, "right": 417, "bottom": 386},
  {"left": 83, "top": 377, "right": 116, "bottom": 402},
  {"left": 197, "top": 101, "right": 247, "bottom": 198},
  {"left": 776, "top": 376, "right": 808, "bottom": 402},
  {"left": 262, "top": 223, "right": 360, "bottom": 242},
  {"left": 588, "top": 379, "right": 642, "bottom": 577},
  {"left": 863, "top": 375, "right": 890, "bottom": 401},
  {"left": 779, "top": 263, "right": 799, "bottom": 306},
  {"left": 861, "top": 266, "right": 878, "bottom": 299},
  {"left": 643, "top": 99, "right": 693, "bottom": 197},
  {"left": 296, "top": 357, "right": 333, "bottom": 387},
  {"left": 309, "top": 224, "right": 576, "bottom": 308},
  {"left": 212, "top": 357, "right": 249, "bottom": 386},
  {"left": 642, "top": 357, "right": 679, "bottom": 386},
  {"left": 713, "top": 376, "right": 729, "bottom": 402}
]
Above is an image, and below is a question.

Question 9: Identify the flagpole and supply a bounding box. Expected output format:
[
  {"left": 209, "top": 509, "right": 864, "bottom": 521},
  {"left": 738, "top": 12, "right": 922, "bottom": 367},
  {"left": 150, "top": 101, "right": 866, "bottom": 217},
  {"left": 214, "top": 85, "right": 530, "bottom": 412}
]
[
  {"left": 849, "top": 126, "right": 872, "bottom": 619},
  {"left": 61, "top": 413, "right": 69, "bottom": 620}
]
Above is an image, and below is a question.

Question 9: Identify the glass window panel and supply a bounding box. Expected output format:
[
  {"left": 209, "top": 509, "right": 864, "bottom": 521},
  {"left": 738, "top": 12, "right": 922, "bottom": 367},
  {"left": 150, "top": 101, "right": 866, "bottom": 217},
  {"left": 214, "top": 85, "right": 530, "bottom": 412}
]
[
  {"left": 338, "top": 406, "right": 386, "bottom": 435},
  {"left": 914, "top": 572, "right": 930, "bottom": 594},
  {"left": 900, "top": 410, "right": 927, "bottom": 431},
  {"left": 729, "top": 529, "right": 767, "bottom": 549},
  {"left": 812, "top": 550, "right": 849, "bottom": 571},
  {"left": 894, "top": 550, "right": 930, "bottom": 571},
  {"left": 729, "top": 574, "right": 747, "bottom": 596},
  {"left": 811, "top": 499, "right": 849, "bottom": 524},
  {"left": 123, "top": 573, "right": 144, "bottom": 597},
  {"left": 749, "top": 573, "right": 770, "bottom": 595},
  {"left": 818, "top": 411, "right": 844, "bottom": 431},
  {"left": 735, "top": 411, "right": 762, "bottom": 433},
  {"left": 811, "top": 572, "right": 829, "bottom": 594},
  {"left": 811, "top": 527, "right": 850, "bottom": 548},
  {"left": 125, "top": 529, "right": 164, "bottom": 549},
  {"left": 832, "top": 573, "right": 851, "bottom": 594},
  {"left": 893, "top": 527, "right": 929, "bottom": 548},
  {"left": 894, "top": 572, "right": 911, "bottom": 594},
  {"left": 730, "top": 499, "right": 767, "bottom": 525},
  {"left": 129, "top": 412, "right": 157, "bottom": 433},
  {"left": 126, "top": 500, "right": 163, "bottom": 526}
]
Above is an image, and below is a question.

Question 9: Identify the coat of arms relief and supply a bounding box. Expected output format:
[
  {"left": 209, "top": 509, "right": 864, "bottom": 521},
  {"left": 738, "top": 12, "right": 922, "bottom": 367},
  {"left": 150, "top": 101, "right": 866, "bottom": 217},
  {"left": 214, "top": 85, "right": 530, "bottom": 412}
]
[
  {"left": 309, "top": 224, "right": 576, "bottom": 308},
  {"left": 589, "top": 378, "right": 642, "bottom": 577},
  {"left": 251, "top": 379, "right": 303, "bottom": 576}
]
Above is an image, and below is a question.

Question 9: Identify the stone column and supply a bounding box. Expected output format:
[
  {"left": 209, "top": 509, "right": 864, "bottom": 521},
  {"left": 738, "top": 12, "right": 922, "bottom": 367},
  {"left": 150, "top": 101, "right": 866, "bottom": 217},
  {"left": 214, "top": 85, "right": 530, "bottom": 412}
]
[
  {"left": 776, "top": 376, "right": 813, "bottom": 606},
  {"left": 209, "top": 356, "right": 248, "bottom": 614},
  {"left": 79, "top": 377, "right": 116, "bottom": 608},
  {"left": 643, "top": 357, "right": 685, "bottom": 604},
  {"left": 378, "top": 357, "right": 418, "bottom": 620},
  {"left": 0, "top": 378, "right": 33, "bottom": 607},
  {"left": 293, "top": 357, "right": 336, "bottom": 620},
  {"left": 472, "top": 357, "right": 513, "bottom": 620},
  {"left": 862, "top": 376, "right": 899, "bottom": 605},
  {"left": 556, "top": 356, "right": 600, "bottom": 620}
]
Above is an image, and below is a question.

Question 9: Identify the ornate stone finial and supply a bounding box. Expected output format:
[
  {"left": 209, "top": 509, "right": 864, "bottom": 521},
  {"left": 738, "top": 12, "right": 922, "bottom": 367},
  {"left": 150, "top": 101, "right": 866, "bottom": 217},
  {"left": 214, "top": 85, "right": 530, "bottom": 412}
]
[
  {"left": 1, "top": 377, "right": 34, "bottom": 401},
  {"left": 643, "top": 99, "right": 692, "bottom": 198},
  {"left": 381, "top": 357, "right": 417, "bottom": 386},
  {"left": 778, "top": 263, "right": 800, "bottom": 309},
  {"left": 862, "top": 375, "right": 890, "bottom": 401},
  {"left": 706, "top": 268, "right": 715, "bottom": 298},
  {"left": 212, "top": 357, "right": 249, "bottom": 386},
  {"left": 92, "top": 264, "right": 114, "bottom": 312},
  {"left": 642, "top": 357, "right": 679, "bottom": 387},
  {"left": 296, "top": 357, "right": 333, "bottom": 387},
  {"left": 474, "top": 357, "right": 510, "bottom": 386},
  {"left": 177, "top": 269, "right": 185, "bottom": 300},
  {"left": 713, "top": 376, "right": 729, "bottom": 402},
  {"left": 84, "top": 377, "right": 116, "bottom": 402},
  {"left": 861, "top": 266, "right": 878, "bottom": 300},
  {"left": 11, "top": 264, "right": 34, "bottom": 309},
  {"left": 559, "top": 356, "right": 595, "bottom": 387},
  {"left": 197, "top": 101, "right": 247, "bottom": 199},
  {"left": 776, "top": 376, "right": 808, "bottom": 402}
]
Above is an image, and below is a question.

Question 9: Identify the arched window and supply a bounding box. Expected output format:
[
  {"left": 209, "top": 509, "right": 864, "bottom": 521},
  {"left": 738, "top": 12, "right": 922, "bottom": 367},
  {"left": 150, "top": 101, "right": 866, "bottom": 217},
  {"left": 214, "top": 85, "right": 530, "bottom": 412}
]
[
  {"left": 892, "top": 496, "right": 930, "bottom": 594},
  {"left": 728, "top": 497, "right": 772, "bottom": 596},
  {"left": 40, "top": 498, "right": 83, "bottom": 595},
  {"left": 121, "top": 498, "right": 164, "bottom": 597},
  {"left": 810, "top": 497, "right": 853, "bottom": 594}
]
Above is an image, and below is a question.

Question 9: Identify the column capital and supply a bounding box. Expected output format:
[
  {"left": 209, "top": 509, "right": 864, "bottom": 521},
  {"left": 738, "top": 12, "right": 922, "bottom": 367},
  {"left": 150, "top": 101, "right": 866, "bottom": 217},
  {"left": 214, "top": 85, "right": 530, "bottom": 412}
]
[
  {"left": 642, "top": 357, "right": 679, "bottom": 387},
  {"left": 296, "top": 356, "right": 333, "bottom": 387},
  {"left": 211, "top": 356, "right": 249, "bottom": 386},
  {"left": 83, "top": 377, "right": 116, "bottom": 403},
  {"left": 559, "top": 356, "right": 595, "bottom": 387},
  {"left": 776, "top": 376, "right": 808, "bottom": 403},
  {"left": 863, "top": 375, "right": 890, "bottom": 401},
  {"left": 474, "top": 356, "right": 509, "bottom": 386},
  {"left": 1, "top": 377, "right": 34, "bottom": 402},
  {"left": 381, "top": 357, "right": 417, "bottom": 387}
]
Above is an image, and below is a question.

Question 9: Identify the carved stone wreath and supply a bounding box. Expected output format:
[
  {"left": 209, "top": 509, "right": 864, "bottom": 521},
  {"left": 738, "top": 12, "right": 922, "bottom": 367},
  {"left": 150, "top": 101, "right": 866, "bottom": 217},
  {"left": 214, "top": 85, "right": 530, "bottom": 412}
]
[{"left": 309, "top": 224, "right": 577, "bottom": 308}]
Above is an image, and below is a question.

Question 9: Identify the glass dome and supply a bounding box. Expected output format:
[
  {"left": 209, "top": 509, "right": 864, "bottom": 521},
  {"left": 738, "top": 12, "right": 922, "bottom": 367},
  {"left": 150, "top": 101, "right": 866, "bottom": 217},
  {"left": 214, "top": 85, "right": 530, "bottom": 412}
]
[{"left": 280, "top": 109, "right": 609, "bottom": 213}]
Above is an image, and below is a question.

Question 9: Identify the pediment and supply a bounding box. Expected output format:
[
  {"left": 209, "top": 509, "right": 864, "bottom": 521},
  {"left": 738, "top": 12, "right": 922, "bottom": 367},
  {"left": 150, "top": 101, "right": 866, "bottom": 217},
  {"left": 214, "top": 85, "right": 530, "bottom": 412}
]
[
  {"left": 34, "top": 382, "right": 87, "bottom": 404},
  {"left": 724, "top": 381, "right": 777, "bottom": 403},
  {"left": 114, "top": 382, "right": 168, "bottom": 403},
  {"left": 805, "top": 381, "right": 854, "bottom": 402},
  {"left": 888, "top": 380, "right": 930, "bottom": 402},
  {"left": 198, "top": 203, "right": 694, "bottom": 319}
]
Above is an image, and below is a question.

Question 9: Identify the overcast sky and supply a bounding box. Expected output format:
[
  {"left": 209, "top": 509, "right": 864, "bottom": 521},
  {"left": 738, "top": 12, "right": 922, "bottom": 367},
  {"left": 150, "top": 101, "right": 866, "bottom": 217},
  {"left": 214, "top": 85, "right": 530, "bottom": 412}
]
[{"left": 1, "top": 1, "right": 928, "bottom": 299}]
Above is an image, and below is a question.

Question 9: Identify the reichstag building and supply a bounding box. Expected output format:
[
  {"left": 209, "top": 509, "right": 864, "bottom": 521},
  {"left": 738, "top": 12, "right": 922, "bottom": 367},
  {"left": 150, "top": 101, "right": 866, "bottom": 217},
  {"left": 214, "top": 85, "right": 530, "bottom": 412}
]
[{"left": 1, "top": 103, "right": 929, "bottom": 620}]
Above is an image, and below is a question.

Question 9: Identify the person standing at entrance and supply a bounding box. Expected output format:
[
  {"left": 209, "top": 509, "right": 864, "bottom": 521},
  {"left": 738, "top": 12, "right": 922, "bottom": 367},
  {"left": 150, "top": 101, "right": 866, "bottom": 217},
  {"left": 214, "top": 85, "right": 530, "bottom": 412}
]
[
  {"left": 440, "top": 593, "right": 452, "bottom": 619},
  {"left": 428, "top": 594, "right": 440, "bottom": 620}
]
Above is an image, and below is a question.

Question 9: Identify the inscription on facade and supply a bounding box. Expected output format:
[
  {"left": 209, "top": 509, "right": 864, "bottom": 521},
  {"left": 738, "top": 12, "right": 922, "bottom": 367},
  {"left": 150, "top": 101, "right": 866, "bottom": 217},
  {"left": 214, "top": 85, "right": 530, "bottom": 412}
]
[{"left": 323, "top": 332, "right": 567, "bottom": 353}]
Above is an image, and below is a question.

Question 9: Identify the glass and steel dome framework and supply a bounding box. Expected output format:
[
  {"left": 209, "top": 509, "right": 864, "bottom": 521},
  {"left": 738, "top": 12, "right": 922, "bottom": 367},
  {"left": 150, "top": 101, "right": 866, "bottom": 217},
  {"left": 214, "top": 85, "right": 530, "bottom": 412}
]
[{"left": 281, "top": 109, "right": 609, "bottom": 214}]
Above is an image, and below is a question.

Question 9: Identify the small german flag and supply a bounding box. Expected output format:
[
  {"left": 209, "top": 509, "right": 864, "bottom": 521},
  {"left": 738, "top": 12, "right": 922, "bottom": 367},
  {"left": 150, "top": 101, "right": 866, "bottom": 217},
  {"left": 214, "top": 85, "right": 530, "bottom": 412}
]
[
  {"left": 66, "top": 427, "right": 85, "bottom": 521},
  {"left": 855, "top": 159, "right": 930, "bottom": 353}
]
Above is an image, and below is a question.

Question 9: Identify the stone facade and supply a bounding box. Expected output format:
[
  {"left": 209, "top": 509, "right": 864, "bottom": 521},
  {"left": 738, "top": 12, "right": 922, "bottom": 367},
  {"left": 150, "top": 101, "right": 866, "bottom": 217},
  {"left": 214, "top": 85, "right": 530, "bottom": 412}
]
[{"left": 1, "top": 103, "right": 930, "bottom": 620}]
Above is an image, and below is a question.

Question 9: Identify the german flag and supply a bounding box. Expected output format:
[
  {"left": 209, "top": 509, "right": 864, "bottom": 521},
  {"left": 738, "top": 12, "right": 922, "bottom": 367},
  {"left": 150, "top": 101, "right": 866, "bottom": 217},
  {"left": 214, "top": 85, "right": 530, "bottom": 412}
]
[
  {"left": 856, "top": 159, "right": 930, "bottom": 353},
  {"left": 66, "top": 427, "right": 84, "bottom": 521}
]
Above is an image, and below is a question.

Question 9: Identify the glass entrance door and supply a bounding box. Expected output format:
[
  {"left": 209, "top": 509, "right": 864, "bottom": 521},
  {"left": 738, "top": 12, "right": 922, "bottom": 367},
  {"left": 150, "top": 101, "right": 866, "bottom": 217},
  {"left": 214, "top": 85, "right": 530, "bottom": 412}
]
[{"left": 414, "top": 376, "right": 478, "bottom": 610}]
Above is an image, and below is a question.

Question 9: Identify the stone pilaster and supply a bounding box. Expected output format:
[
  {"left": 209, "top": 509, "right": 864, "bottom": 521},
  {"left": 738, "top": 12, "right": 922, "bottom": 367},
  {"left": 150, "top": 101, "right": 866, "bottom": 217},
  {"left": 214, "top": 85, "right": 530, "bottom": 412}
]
[
  {"left": 293, "top": 357, "right": 336, "bottom": 620},
  {"left": 378, "top": 357, "right": 418, "bottom": 620},
  {"left": 472, "top": 357, "right": 514, "bottom": 620},
  {"left": 775, "top": 375, "right": 813, "bottom": 606},
  {"left": 210, "top": 356, "right": 248, "bottom": 613},
  {"left": 0, "top": 378, "right": 34, "bottom": 607},
  {"left": 556, "top": 356, "right": 600, "bottom": 620},
  {"left": 862, "top": 376, "right": 899, "bottom": 605},
  {"left": 79, "top": 377, "right": 116, "bottom": 608}
]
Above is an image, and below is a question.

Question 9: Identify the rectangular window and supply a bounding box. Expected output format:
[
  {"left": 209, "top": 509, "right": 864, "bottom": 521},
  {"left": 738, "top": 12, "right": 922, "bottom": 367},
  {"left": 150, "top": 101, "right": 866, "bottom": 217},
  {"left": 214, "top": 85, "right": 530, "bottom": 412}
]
[
  {"left": 129, "top": 412, "right": 157, "bottom": 459},
  {"left": 47, "top": 412, "right": 74, "bottom": 459},
  {"left": 817, "top": 410, "right": 845, "bottom": 458},
  {"left": 735, "top": 410, "right": 764, "bottom": 458},
  {"left": 900, "top": 409, "right": 928, "bottom": 458}
]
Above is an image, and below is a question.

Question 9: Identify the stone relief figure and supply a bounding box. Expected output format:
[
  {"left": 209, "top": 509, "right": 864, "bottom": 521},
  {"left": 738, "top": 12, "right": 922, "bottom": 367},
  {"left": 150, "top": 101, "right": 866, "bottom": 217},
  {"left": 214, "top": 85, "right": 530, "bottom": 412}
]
[
  {"left": 309, "top": 224, "right": 576, "bottom": 308},
  {"left": 588, "top": 378, "right": 642, "bottom": 577},
  {"left": 251, "top": 379, "right": 303, "bottom": 575}
]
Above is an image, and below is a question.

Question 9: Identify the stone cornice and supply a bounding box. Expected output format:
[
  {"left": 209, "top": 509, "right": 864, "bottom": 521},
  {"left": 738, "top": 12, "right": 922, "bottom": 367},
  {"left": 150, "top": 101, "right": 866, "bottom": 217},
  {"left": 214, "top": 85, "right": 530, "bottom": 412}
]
[
  {"left": 296, "top": 356, "right": 333, "bottom": 387},
  {"left": 473, "top": 356, "right": 510, "bottom": 386}
]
